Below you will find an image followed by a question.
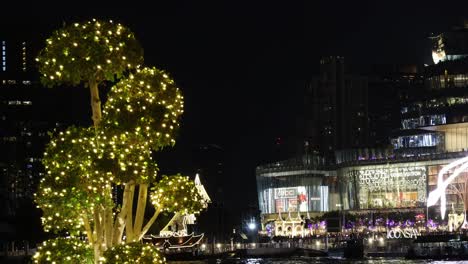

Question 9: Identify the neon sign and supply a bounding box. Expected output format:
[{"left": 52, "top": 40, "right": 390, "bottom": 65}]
[
  {"left": 427, "top": 156, "right": 468, "bottom": 219},
  {"left": 274, "top": 188, "right": 297, "bottom": 199},
  {"left": 387, "top": 228, "right": 420, "bottom": 239}
]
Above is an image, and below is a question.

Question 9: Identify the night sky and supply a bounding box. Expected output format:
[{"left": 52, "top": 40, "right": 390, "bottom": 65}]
[{"left": 2, "top": 1, "right": 468, "bottom": 217}]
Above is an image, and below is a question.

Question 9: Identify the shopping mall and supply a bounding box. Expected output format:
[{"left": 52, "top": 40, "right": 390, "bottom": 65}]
[
  {"left": 256, "top": 22, "right": 468, "bottom": 237},
  {"left": 257, "top": 146, "right": 468, "bottom": 237}
]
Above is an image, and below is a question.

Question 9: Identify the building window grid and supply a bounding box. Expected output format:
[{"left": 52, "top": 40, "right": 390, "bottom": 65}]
[
  {"left": 402, "top": 114, "right": 446, "bottom": 129},
  {"left": 392, "top": 133, "right": 441, "bottom": 149}
]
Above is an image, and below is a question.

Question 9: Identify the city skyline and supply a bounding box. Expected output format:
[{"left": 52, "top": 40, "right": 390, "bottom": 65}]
[{"left": 2, "top": 0, "right": 468, "bottom": 219}]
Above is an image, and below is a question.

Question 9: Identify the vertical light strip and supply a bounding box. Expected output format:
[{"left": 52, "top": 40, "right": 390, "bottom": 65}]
[
  {"left": 2, "top": 40, "right": 5, "bottom": 71},
  {"left": 22, "top": 42, "right": 26, "bottom": 71},
  {"left": 320, "top": 185, "right": 329, "bottom": 212}
]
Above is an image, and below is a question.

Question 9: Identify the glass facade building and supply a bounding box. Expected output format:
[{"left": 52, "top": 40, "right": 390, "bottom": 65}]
[
  {"left": 337, "top": 155, "right": 467, "bottom": 212},
  {"left": 391, "top": 132, "right": 444, "bottom": 149},
  {"left": 256, "top": 155, "right": 339, "bottom": 216},
  {"left": 256, "top": 22, "right": 468, "bottom": 235}
]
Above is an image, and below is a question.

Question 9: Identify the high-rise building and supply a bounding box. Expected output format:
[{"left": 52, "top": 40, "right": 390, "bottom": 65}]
[
  {"left": 303, "top": 56, "right": 368, "bottom": 161},
  {"left": 0, "top": 79, "right": 66, "bottom": 219},
  {"left": 367, "top": 63, "right": 424, "bottom": 147},
  {"left": 394, "top": 21, "right": 468, "bottom": 155},
  {"left": 0, "top": 37, "right": 68, "bottom": 223},
  {"left": 1, "top": 39, "right": 35, "bottom": 78}
]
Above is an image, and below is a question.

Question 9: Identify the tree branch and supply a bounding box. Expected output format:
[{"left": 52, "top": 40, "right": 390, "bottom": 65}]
[
  {"left": 133, "top": 183, "right": 148, "bottom": 237},
  {"left": 104, "top": 203, "right": 113, "bottom": 248},
  {"left": 125, "top": 183, "right": 136, "bottom": 241},
  {"left": 112, "top": 182, "right": 132, "bottom": 244},
  {"left": 89, "top": 78, "right": 102, "bottom": 127},
  {"left": 138, "top": 207, "right": 162, "bottom": 241},
  {"left": 82, "top": 213, "right": 94, "bottom": 245}
]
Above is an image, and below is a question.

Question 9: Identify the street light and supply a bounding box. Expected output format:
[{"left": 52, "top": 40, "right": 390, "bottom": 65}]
[{"left": 246, "top": 218, "right": 258, "bottom": 244}]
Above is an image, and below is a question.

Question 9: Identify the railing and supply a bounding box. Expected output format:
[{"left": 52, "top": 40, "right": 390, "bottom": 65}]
[{"left": 196, "top": 237, "right": 343, "bottom": 254}]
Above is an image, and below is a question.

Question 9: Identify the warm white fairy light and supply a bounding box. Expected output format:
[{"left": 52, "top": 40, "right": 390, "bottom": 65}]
[{"left": 34, "top": 18, "right": 207, "bottom": 263}]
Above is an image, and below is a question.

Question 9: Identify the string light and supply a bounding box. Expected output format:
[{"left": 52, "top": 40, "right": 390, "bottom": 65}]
[
  {"left": 33, "top": 237, "right": 93, "bottom": 264},
  {"left": 102, "top": 67, "right": 184, "bottom": 150},
  {"left": 34, "top": 18, "right": 207, "bottom": 263},
  {"left": 36, "top": 19, "right": 143, "bottom": 87},
  {"left": 102, "top": 243, "right": 165, "bottom": 264},
  {"left": 150, "top": 175, "right": 207, "bottom": 214}
]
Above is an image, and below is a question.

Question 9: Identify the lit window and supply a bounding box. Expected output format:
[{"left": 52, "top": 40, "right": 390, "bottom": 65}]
[{"left": 2, "top": 67, "right": 5, "bottom": 71}]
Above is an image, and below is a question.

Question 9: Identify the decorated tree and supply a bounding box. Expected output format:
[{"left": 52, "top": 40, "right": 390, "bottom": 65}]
[
  {"left": 34, "top": 19, "right": 208, "bottom": 263},
  {"left": 36, "top": 18, "right": 144, "bottom": 127},
  {"left": 102, "top": 242, "right": 165, "bottom": 264},
  {"left": 33, "top": 237, "right": 94, "bottom": 264}
]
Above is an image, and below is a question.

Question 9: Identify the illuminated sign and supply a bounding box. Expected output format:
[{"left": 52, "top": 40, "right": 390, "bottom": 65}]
[
  {"left": 271, "top": 186, "right": 310, "bottom": 212},
  {"left": 353, "top": 165, "right": 427, "bottom": 206},
  {"left": 274, "top": 188, "right": 297, "bottom": 199},
  {"left": 387, "top": 228, "right": 420, "bottom": 239}
]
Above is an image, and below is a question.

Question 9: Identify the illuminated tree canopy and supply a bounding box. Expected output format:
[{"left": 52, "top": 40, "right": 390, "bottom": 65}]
[
  {"left": 102, "top": 67, "right": 184, "bottom": 150},
  {"left": 36, "top": 18, "right": 144, "bottom": 127},
  {"left": 150, "top": 174, "right": 206, "bottom": 215},
  {"left": 33, "top": 237, "right": 93, "bottom": 264},
  {"left": 34, "top": 19, "right": 208, "bottom": 264},
  {"left": 36, "top": 19, "right": 143, "bottom": 87},
  {"left": 102, "top": 242, "right": 165, "bottom": 264}
]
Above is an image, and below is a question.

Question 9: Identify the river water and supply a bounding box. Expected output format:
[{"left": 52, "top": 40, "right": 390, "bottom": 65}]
[{"left": 169, "top": 257, "right": 468, "bottom": 264}]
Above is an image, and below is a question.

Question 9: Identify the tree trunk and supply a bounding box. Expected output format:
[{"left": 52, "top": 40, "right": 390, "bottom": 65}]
[
  {"left": 93, "top": 244, "right": 101, "bottom": 264},
  {"left": 104, "top": 185, "right": 114, "bottom": 249},
  {"left": 93, "top": 208, "right": 103, "bottom": 264},
  {"left": 113, "top": 182, "right": 133, "bottom": 244},
  {"left": 88, "top": 78, "right": 111, "bottom": 263},
  {"left": 133, "top": 183, "right": 148, "bottom": 238},
  {"left": 89, "top": 78, "right": 102, "bottom": 127},
  {"left": 82, "top": 213, "right": 94, "bottom": 245},
  {"left": 125, "top": 184, "right": 136, "bottom": 241}
]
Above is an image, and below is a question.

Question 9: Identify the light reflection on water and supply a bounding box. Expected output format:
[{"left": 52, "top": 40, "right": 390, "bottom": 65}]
[{"left": 168, "top": 257, "right": 468, "bottom": 264}]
